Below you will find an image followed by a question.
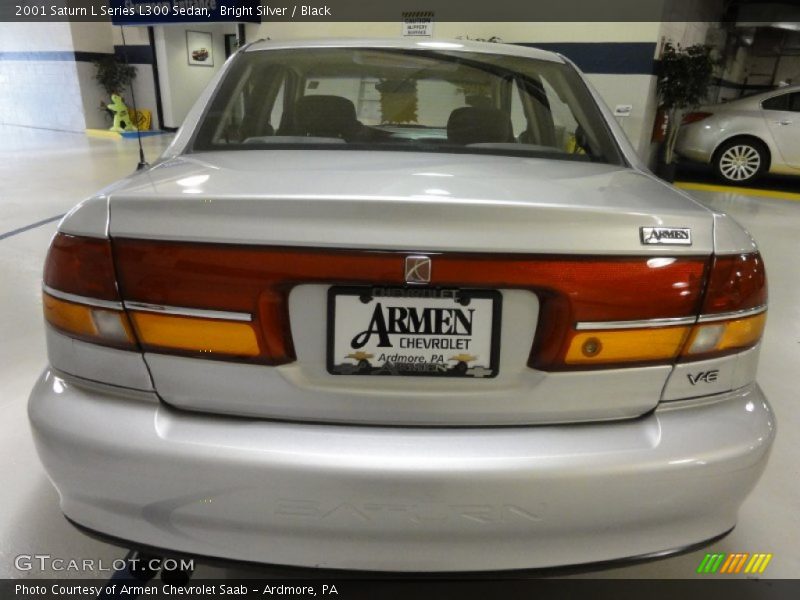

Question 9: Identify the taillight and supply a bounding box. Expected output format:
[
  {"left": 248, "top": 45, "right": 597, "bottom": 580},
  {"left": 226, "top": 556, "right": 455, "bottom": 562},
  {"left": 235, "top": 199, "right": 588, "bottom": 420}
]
[
  {"left": 682, "top": 111, "right": 713, "bottom": 125},
  {"left": 46, "top": 235, "right": 767, "bottom": 373},
  {"left": 680, "top": 252, "right": 767, "bottom": 360},
  {"left": 552, "top": 252, "right": 767, "bottom": 368},
  {"left": 43, "top": 233, "right": 136, "bottom": 350}
]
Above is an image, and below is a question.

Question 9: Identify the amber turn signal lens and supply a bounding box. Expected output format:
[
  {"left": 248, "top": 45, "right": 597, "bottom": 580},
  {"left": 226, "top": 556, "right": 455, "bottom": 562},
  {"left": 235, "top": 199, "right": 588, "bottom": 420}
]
[
  {"left": 564, "top": 326, "right": 691, "bottom": 365},
  {"left": 129, "top": 312, "right": 260, "bottom": 358},
  {"left": 43, "top": 293, "right": 136, "bottom": 348}
]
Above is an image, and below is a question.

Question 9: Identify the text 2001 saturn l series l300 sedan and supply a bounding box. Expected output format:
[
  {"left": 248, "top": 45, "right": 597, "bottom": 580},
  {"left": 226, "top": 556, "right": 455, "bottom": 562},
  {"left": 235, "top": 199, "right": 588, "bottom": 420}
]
[{"left": 29, "top": 39, "right": 775, "bottom": 572}]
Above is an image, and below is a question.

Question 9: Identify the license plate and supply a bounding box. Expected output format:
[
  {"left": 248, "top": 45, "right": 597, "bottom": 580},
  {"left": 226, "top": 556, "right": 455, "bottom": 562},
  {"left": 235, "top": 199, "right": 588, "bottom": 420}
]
[{"left": 327, "top": 286, "right": 501, "bottom": 378}]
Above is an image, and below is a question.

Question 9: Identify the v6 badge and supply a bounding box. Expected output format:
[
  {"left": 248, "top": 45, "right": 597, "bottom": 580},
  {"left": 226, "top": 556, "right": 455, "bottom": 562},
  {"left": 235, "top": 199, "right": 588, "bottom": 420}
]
[{"left": 687, "top": 370, "right": 720, "bottom": 385}]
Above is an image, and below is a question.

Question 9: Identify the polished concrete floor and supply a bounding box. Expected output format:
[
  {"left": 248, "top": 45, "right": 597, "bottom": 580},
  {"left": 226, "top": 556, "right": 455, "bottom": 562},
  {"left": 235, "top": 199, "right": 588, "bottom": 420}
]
[{"left": 1, "top": 124, "right": 797, "bottom": 580}]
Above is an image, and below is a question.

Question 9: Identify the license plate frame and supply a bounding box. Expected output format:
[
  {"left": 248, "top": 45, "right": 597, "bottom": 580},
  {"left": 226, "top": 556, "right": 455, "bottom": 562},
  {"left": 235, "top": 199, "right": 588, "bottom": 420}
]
[{"left": 326, "top": 286, "right": 501, "bottom": 378}]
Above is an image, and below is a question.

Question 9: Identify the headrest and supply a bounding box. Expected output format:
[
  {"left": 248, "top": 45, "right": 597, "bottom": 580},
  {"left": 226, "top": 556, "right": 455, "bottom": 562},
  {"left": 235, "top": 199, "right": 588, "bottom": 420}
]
[
  {"left": 294, "top": 95, "right": 359, "bottom": 140},
  {"left": 447, "top": 107, "right": 514, "bottom": 145}
]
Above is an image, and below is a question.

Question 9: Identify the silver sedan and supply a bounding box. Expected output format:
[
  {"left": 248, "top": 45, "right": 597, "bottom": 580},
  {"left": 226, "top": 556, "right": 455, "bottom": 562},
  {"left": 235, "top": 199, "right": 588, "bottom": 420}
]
[
  {"left": 676, "top": 84, "right": 800, "bottom": 184},
  {"left": 29, "top": 39, "right": 774, "bottom": 572}
]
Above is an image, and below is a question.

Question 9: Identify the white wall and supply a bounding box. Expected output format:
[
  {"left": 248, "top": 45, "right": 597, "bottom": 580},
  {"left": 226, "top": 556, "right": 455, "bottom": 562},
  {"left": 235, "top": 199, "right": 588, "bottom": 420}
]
[
  {"left": 0, "top": 23, "right": 86, "bottom": 132},
  {"left": 154, "top": 23, "right": 236, "bottom": 128},
  {"left": 70, "top": 22, "right": 115, "bottom": 130},
  {"left": 589, "top": 74, "right": 659, "bottom": 156},
  {"left": 0, "top": 21, "right": 159, "bottom": 132}
]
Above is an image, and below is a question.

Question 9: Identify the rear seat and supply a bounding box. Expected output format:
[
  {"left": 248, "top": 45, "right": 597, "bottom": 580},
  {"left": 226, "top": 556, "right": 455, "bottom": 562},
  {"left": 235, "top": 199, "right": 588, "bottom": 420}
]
[
  {"left": 284, "top": 95, "right": 362, "bottom": 141},
  {"left": 447, "top": 107, "right": 514, "bottom": 145}
]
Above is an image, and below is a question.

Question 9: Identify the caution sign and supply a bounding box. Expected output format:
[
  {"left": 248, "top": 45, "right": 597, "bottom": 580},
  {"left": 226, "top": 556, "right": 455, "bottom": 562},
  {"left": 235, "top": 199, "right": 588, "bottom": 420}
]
[
  {"left": 130, "top": 109, "right": 152, "bottom": 131},
  {"left": 402, "top": 11, "right": 433, "bottom": 36}
]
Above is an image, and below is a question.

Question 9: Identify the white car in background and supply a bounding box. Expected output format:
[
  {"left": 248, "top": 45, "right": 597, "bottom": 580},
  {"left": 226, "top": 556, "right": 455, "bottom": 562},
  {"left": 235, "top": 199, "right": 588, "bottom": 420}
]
[
  {"left": 676, "top": 84, "right": 800, "bottom": 184},
  {"left": 29, "top": 39, "right": 774, "bottom": 573}
]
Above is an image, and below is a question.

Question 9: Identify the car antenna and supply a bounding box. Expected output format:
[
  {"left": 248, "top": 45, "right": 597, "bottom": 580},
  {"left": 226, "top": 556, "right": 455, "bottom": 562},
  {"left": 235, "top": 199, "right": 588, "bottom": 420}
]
[{"left": 119, "top": 26, "right": 148, "bottom": 171}]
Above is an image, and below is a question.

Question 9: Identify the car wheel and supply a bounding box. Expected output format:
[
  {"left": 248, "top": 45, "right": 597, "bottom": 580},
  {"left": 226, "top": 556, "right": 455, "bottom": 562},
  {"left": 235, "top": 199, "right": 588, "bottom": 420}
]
[{"left": 714, "top": 139, "right": 767, "bottom": 184}]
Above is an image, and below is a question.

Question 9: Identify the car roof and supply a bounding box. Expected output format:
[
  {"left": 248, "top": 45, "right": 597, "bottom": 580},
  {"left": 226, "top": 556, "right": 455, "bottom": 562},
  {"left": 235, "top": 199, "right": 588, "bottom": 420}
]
[
  {"left": 722, "top": 84, "right": 800, "bottom": 106},
  {"left": 741, "top": 84, "right": 800, "bottom": 99},
  {"left": 244, "top": 38, "right": 565, "bottom": 63}
]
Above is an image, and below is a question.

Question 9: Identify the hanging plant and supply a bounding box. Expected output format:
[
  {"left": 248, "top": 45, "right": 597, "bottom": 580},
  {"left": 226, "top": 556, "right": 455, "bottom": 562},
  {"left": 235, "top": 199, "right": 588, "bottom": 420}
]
[{"left": 376, "top": 79, "right": 418, "bottom": 124}]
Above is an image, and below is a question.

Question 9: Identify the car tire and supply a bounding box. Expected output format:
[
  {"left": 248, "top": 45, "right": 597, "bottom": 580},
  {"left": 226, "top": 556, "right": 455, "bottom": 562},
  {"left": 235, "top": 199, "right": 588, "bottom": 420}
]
[{"left": 713, "top": 138, "right": 768, "bottom": 184}]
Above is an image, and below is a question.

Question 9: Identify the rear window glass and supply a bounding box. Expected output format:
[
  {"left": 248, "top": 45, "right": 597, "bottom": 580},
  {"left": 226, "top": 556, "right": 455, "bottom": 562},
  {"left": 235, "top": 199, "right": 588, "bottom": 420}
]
[{"left": 192, "top": 47, "right": 623, "bottom": 165}]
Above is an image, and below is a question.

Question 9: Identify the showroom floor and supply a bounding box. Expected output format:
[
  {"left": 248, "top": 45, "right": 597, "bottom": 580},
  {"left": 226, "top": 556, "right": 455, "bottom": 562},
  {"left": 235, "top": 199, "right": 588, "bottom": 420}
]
[{"left": 1, "top": 124, "right": 797, "bottom": 580}]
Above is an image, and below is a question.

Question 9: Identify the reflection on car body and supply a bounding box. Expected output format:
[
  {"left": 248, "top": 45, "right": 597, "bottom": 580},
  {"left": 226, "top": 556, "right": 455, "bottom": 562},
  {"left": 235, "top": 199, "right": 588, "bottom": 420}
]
[{"left": 676, "top": 84, "right": 800, "bottom": 183}]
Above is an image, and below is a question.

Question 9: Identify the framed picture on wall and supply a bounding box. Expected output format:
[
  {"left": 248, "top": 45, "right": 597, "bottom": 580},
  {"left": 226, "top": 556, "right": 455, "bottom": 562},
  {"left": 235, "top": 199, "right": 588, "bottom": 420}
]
[{"left": 186, "top": 31, "right": 213, "bottom": 67}]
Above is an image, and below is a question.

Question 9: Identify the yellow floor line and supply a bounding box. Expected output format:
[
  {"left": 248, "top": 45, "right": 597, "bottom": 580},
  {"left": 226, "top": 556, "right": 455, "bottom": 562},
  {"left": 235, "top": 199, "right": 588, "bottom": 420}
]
[
  {"left": 675, "top": 181, "right": 800, "bottom": 202},
  {"left": 85, "top": 129, "right": 122, "bottom": 139}
]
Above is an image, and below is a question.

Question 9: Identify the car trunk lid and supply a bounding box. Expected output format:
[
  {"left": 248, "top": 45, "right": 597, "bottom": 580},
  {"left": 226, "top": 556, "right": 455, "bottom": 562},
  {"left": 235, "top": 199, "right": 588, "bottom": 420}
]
[{"left": 107, "top": 151, "right": 714, "bottom": 425}]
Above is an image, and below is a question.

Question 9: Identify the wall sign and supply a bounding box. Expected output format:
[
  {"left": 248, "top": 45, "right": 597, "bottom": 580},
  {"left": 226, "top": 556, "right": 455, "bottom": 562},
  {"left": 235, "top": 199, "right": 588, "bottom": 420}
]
[{"left": 402, "top": 11, "right": 434, "bottom": 37}]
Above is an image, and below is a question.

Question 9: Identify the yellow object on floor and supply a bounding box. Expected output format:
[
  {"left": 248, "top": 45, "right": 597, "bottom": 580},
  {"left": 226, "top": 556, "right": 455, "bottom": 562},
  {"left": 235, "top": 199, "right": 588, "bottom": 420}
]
[{"left": 130, "top": 109, "right": 152, "bottom": 131}]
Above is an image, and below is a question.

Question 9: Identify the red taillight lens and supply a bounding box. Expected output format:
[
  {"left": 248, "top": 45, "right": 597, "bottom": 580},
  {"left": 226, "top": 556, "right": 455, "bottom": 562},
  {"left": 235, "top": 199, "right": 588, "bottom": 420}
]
[
  {"left": 44, "top": 234, "right": 119, "bottom": 301},
  {"left": 699, "top": 253, "right": 767, "bottom": 315},
  {"left": 682, "top": 111, "right": 713, "bottom": 125}
]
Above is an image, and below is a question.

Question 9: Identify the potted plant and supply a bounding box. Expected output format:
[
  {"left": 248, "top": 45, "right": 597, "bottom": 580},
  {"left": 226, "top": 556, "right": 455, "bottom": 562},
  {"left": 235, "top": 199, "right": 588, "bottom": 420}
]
[
  {"left": 656, "top": 42, "right": 715, "bottom": 181},
  {"left": 93, "top": 56, "right": 137, "bottom": 122}
]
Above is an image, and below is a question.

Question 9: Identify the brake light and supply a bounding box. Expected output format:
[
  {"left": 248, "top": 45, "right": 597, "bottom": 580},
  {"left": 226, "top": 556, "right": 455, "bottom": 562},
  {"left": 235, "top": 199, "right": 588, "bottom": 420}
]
[
  {"left": 43, "top": 234, "right": 137, "bottom": 350},
  {"left": 682, "top": 111, "right": 713, "bottom": 125}
]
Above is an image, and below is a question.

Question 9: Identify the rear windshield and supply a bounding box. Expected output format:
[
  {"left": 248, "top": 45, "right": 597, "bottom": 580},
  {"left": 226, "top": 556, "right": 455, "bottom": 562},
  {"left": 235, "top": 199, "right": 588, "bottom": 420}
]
[{"left": 191, "top": 47, "right": 624, "bottom": 165}]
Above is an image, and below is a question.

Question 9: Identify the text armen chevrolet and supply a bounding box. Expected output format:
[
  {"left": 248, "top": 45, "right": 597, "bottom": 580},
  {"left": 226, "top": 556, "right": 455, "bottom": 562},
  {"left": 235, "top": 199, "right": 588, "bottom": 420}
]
[{"left": 29, "top": 39, "right": 775, "bottom": 571}]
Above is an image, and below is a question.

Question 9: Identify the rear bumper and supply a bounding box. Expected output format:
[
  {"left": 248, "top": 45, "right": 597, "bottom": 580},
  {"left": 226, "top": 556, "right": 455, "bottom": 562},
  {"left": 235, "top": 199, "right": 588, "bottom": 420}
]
[
  {"left": 29, "top": 368, "right": 775, "bottom": 572},
  {"left": 675, "top": 126, "right": 715, "bottom": 164}
]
